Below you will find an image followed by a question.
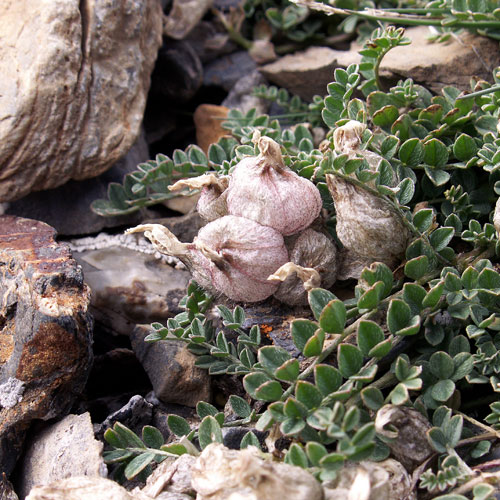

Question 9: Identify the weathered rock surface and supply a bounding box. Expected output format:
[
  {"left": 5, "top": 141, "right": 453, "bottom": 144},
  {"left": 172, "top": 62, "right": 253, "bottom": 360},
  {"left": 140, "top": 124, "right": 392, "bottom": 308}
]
[
  {"left": 0, "top": 216, "right": 93, "bottom": 476},
  {"left": 204, "top": 51, "right": 258, "bottom": 91},
  {"left": 5, "top": 130, "right": 149, "bottom": 236},
  {"left": 194, "top": 105, "right": 230, "bottom": 153},
  {"left": 260, "top": 46, "right": 359, "bottom": 101},
  {"left": 379, "top": 26, "right": 500, "bottom": 93},
  {"left": 164, "top": 0, "right": 214, "bottom": 40},
  {"left": 0, "top": 0, "right": 163, "bottom": 202},
  {"left": 191, "top": 443, "right": 323, "bottom": 500},
  {"left": 131, "top": 325, "right": 211, "bottom": 407},
  {"left": 222, "top": 71, "right": 270, "bottom": 115},
  {"left": 17, "top": 413, "right": 106, "bottom": 499}
]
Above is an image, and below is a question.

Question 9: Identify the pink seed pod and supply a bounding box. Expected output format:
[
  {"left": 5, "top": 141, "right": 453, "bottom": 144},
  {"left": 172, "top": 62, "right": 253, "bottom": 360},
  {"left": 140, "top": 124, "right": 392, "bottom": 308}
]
[
  {"left": 169, "top": 173, "right": 229, "bottom": 222},
  {"left": 270, "top": 228, "right": 338, "bottom": 305},
  {"left": 326, "top": 174, "right": 409, "bottom": 273},
  {"left": 126, "top": 215, "right": 288, "bottom": 303},
  {"left": 226, "top": 134, "right": 322, "bottom": 236}
]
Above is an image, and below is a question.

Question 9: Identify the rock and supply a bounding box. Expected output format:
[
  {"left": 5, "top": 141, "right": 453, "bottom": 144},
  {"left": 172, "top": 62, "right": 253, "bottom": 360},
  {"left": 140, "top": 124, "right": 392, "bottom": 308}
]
[
  {"left": 25, "top": 477, "right": 139, "bottom": 500},
  {"left": 142, "top": 454, "right": 196, "bottom": 498},
  {"left": 131, "top": 325, "right": 211, "bottom": 407},
  {"left": 0, "top": 473, "right": 19, "bottom": 500},
  {"left": 194, "top": 105, "right": 230, "bottom": 153},
  {"left": 204, "top": 51, "right": 258, "bottom": 91},
  {"left": 0, "top": 216, "right": 93, "bottom": 476},
  {"left": 222, "top": 70, "right": 270, "bottom": 115},
  {"left": 378, "top": 26, "right": 500, "bottom": 93},
  {"left": 5, "top": 130, "right": 149, "bottom": 236},
  {"left": 95, "top": 395, "right": 153, "bottom": 441},
  {"left": 17, "top": 413, "right": 106, "bottom": 499},
  {"left": 222, "top": 427, "right": 266, "bottom": 450},
  {"left": 71, "top": 241, "right": 190, "bottom": 336},
  {"left": 260, "top": 46, "right": 360, "bottom": 101},
  {"left": 0, "top": 0, "right": 162, "bottom": 202},
  {"left": 164, "top": 0, "right": 214, "bottom": 40},
  {"left": 150, "top": 41, "right": 203, "bottom": 103},
  {"left": 184, "top": 21, "right": 236, "bottom": 63},
  {"left": 191, "top": 443, "right": 323, "bottom": 500}
]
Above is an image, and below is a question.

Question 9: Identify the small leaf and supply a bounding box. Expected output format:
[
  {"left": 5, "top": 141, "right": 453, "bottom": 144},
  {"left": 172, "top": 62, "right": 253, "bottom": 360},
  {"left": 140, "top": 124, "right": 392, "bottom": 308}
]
[
  {"left": 424, "top": 167, "right": 450, "bottom": 186},
  {"left": 338, "top": 344, "right": 364, "bottom": 378},
  {"left": 229, "top": 395, "right": 252, "bottom": 418},
  {"left": 167, "top": 415, "right": 191, "bottom": 437},
  {"left": 255, "top": 381, "right": 284, "bottom": 402},
  {"left": 427, "top": 427, "right": 447, "bottom": 453},
  {"left": 413, "top": 208, "right": 434, "bottom": 233},
  {"left": 422, "top": 282, "right": 444, "bottom": 308},
  {"left": 124, "top": 453, "right": 155, "bottom": 480},
  {"left": 399, "top": 138, "right": 424, "bottom": 167},
  {"left": 240, "top": 431, "right": 261, "bottom": 449},
  {"left": 397, "top": 178, "right": 415, "bottom": 205},
  {"left": 295, "top": 381, "right": 323, "bottom": 410},
  {"left": 113, "top": 422, "right": 146, "bottom": 449},
  {"left": 429, "top": 351, "right": 455, "bottom": 379},
  {"left": 357, "top": 321, "right": 384, "bottom": 356},
  {"left": 306, "top": 442, "right": 327, "bottom": 466},
  {"left": 303, "top": 329, "right": 325, "bottom": 357},
  {"left": 429, "top": 227, "right": 454, "bottom": 251},
  {"left": 281, "top": 418, "right": 306, "bottom": 436},
  {"left": 319, "top": 300, "right": 346, "bottom": 334},
  {"left": 275, "top": 359, "right": 300, "bottom": 382},
  {"left": 198, "top": 416, "right": 223, "bottom": 449},
  {"left": 453, "top": 133, "right": 477, "bottom": 161},
  {"left": 196, "top": 401, "right": 218, "bottom": 419},
  {"left": 243, "top": 372, "right": 272, "bottom": 400},
  {"left": 258, "top": 346, "right": 291, "bottom": 374},
  {"left": 361, "top": 387, "right": 384, "bottom": 410},
  {"left": 423, "top": 138, "right": 449, "bottom": 168},
  {"left": 431, "top": 379, "right": 455, "bottom": 401},
  {"left": 291, "top": 319, "right": 318, "bottom": 352},
  {"left": 404, "top": 255, "right": 429, "bottom": 280},
  {"left": 285, "top": 443, "right": 308, "bottom": 468},
  {"left": 315, "top": 364, "right": 342, "bottom": 396},
  {"left": 142, "top": 426, "right": 164, "bottom": 449},
  {"left": 308, "top": 288, "right": 337, "bottom": 320},
  {"left": 387, "top": 299, "right": 411, "bottom": 334}
]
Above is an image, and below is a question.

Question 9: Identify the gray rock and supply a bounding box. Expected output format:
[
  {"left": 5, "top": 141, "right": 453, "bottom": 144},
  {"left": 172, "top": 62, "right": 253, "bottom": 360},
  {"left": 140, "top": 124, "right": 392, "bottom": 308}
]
[
  {"left": 164, "top": 0, "right": 214, "bottom": 40},
  {"left": 0, "top": 216, "right": 93, "bottom": 477},
  {"left": 0, "top": 0, "right": 163, "bottom": 202},
  {"left": 222, "top": 427, "right": 267, "bottom": 450},
  {"left": 95, "top": 395, "right": 153, "bottom": 441},
  {"left": 184, "top": 21, "right": 236, "bottom": 63},
  {"left": 204, "top": 51, "right": 257, "bottom": 91},
  {"left": 5, "top": 130, "right": 149, "bottom": 236},
  {"left": 17, "top": 413, "right": 106, "bottom": 500},
  {"left": 222, "top": 70, "right": 270, "bottom": 115},
  {"left": 131, "top": 325, "right": 211, "bottom": 408}
]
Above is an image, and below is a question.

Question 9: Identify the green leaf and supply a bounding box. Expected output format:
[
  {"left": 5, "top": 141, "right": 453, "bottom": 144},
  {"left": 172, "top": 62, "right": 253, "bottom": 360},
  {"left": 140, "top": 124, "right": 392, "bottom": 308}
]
[
  {"left": 357, "top": 282, "right": 385, "bottom": 311},
  {"left": 352, "top": 422, "right": 376, "bottom": 446},
  {"left": 429, "top": 351, "right": 455, "bottom": 379},
  {"left": 399, "top": 138, "right": 424, "bottom": 167},
  {"left": 243, "top": 372, "right": 272, "bottom": 400},
  {"left": 389, "top": 383, "right": 409, "bottom": 405},
  {"left": 308, "top": 288, "right": 337, "bottom": 320},
  {"left": 255, "top": 381, "right": 284, "bottom": 402},
  {"left": 198, "top": 416, "right": 223, "bottom": 449},
  {"left": 422, "top": 282, "right": 444, "bottom": 308},
  {"left": 284, "top": 398, "right": 308, "bottom": 419},
  {"left": 275, "top": 359, "right": 300, "bottom": 382},
  {"left": 291, "top": 319, "right": 318, "bottom": 352},
  {"left": 413, "top": 208, "right": 434, "bottom": 233},
  {"left": 124, "top": 452, "right": 155, "bottom": 480},
  {"left": 338, "top": 344, "right": 364, "bottom": 378},
  {"left": 397, "top": 178, "right": 415, "bottom": 205},
  {"left": 427, "top": 427, "right": 448, "bottom": 453},
  {"left": 319, "top": 299, "right": 346, "bottom": 334},
  {"left": 103, "top": 449, "right": 133, "bottom": 463},
  {"left": 445, "top": 414, "right": 463, "bottom": 447},
  {"left": 306, "top": 442, "right": 327, "bottom": 466},
  {"left": 387, "top": 299, "right": 411, "bottom": 334},
  {"left": 258, "top": 346, "right": 291, "bottom": 374},
  {"left": 361, "top": 387, "right": 384, "bottom": 410},
  {"left": 315, "top": 364, "right": 342, "bottom": 396},
  {"left": 404, "top": 255, "right": 429, "bottom": 280},
  {"left": 104, "top": 429, "right": 127, "bottom": 449},
  {"left": 240, "top": 431, "right": 261, "bottom": 449},
  {"left": 380, "top": 135, "right": 399, "bottom": 159},
  {"left": 295, "top": 381, "right": 323, "bottom": 410},
  {"left": 429, "top": 227, "right": 454, "bottom": 251},
  {"left": 403, "top": 283, "right": 427, "bottom": 313},
  {"left": 281, "top": 417, "right": 306, "bottom": 436},
  {"left": 229, "top": 395, "right": 252, "bottom": 418},
  {"left": 478, "top": 267, "right": 500, "bottom": 289},
  {"left": 160, "top": 443, "right": 187, "bottom": 456},
  {"left": 453, "top": 133, "right": 477, "bottom": 161},
  {"left": 196, "top": 401, "right": 219, "bottom": 419},
  {"left": 424, "top": 138, "right": 449, "bottom": 167},
  {"left": 431, "top": 379, "right": 455, "bottom": 401},
  {"left": 425, "top": 167, "right": 451, "bottom": 186},
  {"left": 142, "top": 426, "right": 164, "bottom": 449},
  {"left": 357, "top": 321, "right": 384, "bottom": 356},
  {"left": 113, "top": 422, "right": 146, "bottom": 449},
  {"left": 208, "top": 143, "right": 227, "bottom": 165},
  {"left": 372, "top": 105, "right": 399, "bottom": 128},
  {"left": 285, "top": 443, "right": 308, "bottom": 468},
  {"left": 303, "top": 329, "right": 325, "bottom": 357},
  {"left": 167, "top": 415, "right": 191, "bottom": 437}
]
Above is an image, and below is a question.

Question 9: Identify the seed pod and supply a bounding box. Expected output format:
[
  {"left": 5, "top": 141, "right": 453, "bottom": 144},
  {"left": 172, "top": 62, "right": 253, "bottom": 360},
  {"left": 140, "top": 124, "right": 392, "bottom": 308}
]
[
  {"left": 169, "top": 173, "right": 229, "bottom": 221},
  {"left": 326, "top": 174, "right": 409, "bottom": 274},
  {"left": 127, "top": 215, "right": 288, "bottom": 303},
  {"left": 494, "top": 197, "right": 500, "bottom": 237},
  {"left": 226, "top": 134, "right": 322, "bottom": 236},
  {"left": 270, "top": 229, "right": 338, "bottom": 305}
]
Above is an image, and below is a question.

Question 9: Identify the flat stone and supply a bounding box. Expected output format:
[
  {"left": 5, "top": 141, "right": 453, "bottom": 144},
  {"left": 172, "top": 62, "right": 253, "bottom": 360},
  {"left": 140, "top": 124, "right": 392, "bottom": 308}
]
[
  {"left": 379, "top": 26, "right": 500, "bottom": 93},
  {"left": 0, "top": 0, "right": 162, "bottom": 202},
  {"left": 204, "top": 51, "right": 258, "bottom": 91},
  {"left": 17, "top": 413, "right": 106, "bottom": 499},
  {"left": 0, "top": 216, "right": 93, "bottom": 476},
  {"left": 222, "top": 70, "right": 270, "bottom": 115},
  {"left": 260, "top": 46, "right": 360, "bottom": 101},
  {"left": 131, "top": 325, "right": 211, "bottom": 407}
]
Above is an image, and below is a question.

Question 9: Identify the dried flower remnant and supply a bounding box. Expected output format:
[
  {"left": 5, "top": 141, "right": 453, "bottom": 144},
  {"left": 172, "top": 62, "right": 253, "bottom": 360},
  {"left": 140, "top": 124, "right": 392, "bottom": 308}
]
[
  {"left": 270, "top": 229, "right": 338, "bottom": 305},
  {"left": 127, "top": 216, "right": 288, "bottom": 303},
  {"left": 375, "top": 405, "right": 433, "bottom": 472},
  {"left": 226, "top": 133, "right": 322, "bottom": 236},
  {"left": 326, "top": 174, "right": 409, "bottom": 272},
  {"left": 169, "top": 173, "right": 229, "bottom": 221}
]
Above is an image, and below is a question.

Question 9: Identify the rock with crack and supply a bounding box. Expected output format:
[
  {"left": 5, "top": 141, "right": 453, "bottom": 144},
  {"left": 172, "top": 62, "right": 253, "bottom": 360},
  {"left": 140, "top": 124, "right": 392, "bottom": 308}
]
[
  {"left": 17, "top": 413, "right": 106, "bottom": 499},
  {"left": 0, "top": 0, "right": 162, "bottom": 202},
  {"left": 130, "top": 325, "right": 211, "bottom": 407},
  {"left": 0, "top": 216, "right": 93, "bottom": 476}
]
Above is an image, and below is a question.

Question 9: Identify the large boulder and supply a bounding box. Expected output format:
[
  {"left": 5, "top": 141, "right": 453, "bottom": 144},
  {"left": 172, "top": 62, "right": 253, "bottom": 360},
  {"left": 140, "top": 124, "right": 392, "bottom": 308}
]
[
  {"left": 0, "top": 0, "right": 163, "bottom": 202},
  {"left": 0, "top": 216, "right": 93, "bottom": 476}
]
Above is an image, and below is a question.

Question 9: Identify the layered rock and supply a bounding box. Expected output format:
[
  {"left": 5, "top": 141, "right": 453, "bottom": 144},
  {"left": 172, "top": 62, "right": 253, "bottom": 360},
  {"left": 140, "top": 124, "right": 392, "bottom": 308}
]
[
  {"left": 0, "top": 216, "right": 93, "bottom": 475},
  {"left": 0, "top": 0, "right": 163, "bottom": 202}
]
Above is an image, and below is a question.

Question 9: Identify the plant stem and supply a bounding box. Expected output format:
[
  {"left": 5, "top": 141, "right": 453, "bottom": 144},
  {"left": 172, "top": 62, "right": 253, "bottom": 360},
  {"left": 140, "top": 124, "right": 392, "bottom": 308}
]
[
  {"left": 456, "top": 84, "right": 500, "bottom": 100},
  {"left": 456, "top": 410, "right": 500, "bottom": 440}
]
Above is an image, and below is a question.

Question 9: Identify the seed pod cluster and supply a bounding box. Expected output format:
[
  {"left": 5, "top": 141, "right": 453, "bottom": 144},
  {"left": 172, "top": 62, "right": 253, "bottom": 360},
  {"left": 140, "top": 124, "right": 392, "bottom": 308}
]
[{"left": 128, "top": 134, "right": 330, "bottom": 303}]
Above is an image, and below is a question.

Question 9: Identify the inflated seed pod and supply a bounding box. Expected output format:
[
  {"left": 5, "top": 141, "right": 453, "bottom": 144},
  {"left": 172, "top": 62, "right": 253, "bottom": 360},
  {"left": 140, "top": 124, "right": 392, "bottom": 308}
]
[
  {"left": 326, "top": 174, "right": 409, "bottom": 273},
  {"left": 226, "top": 134, "right": 322, "bottom": 236},
  {"left": 494, "top": 197, "right": 500, "bottom": 237},
  {"left": 127, "top": 215, "right": 288, "bottom": 303},
  {"left": 270, "top": 228, "right": 338, "bottom": 305},
  {"left": 169, "top": 173, "right": 229, "bottom": 221}
]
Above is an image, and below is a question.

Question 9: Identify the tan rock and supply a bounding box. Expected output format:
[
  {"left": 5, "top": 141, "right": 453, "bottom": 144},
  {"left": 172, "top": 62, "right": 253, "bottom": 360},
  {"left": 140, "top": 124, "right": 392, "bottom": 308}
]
[
  {"left": 191, "top": 443, "right": 323, "bottom": 500},
  {"left": 17, "top": 413, "right": 106, "bottom": 499},
  {"left": 0, "top": 0, "right": 162, "bottom": 202},
  {"left": 259, "top": 46, "right": 361, "bottom": 101},
  {"left": 164, "top": 0, "right": 214, "bottom": 40},
  {"left": 194, "top": 105, "right": 231, "bottom": 153}
]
